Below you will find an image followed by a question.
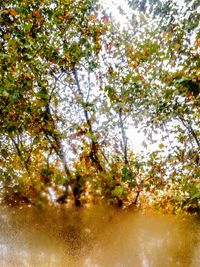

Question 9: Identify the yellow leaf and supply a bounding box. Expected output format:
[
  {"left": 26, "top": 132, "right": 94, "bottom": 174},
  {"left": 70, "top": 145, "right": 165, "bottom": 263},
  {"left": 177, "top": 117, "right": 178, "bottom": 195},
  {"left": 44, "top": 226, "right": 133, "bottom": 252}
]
[
  {"left": 3, "top": 34, "right": 10, "bottom": 39},
  {"left": 174, "top": 43, "right": 181, "bottom": 50},
  {"left": 159, "top": 143, "right": 165, "bottom": 149},
  {"left": 142, "top": 48, "right": 149, "bottom": 56}
]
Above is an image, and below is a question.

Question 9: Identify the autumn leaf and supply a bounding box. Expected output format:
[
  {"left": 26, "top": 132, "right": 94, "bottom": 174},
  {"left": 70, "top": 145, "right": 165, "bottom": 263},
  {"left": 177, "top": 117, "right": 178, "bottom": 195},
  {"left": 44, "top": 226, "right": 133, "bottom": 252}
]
[{"left": 9, "top": 9, "right": 17, "bottom": 16}]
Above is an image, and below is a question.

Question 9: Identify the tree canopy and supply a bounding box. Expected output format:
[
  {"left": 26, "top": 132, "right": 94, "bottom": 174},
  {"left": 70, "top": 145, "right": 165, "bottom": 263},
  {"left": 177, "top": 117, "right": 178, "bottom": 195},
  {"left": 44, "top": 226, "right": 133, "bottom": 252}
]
[{"left": 0, "top": 0, "right": 199, "bottom": 213}]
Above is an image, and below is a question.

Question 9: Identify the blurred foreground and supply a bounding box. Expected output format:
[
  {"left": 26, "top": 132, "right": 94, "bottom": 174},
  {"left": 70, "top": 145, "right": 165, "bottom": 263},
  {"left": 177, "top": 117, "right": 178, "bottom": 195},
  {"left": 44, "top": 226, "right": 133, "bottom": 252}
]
[{"left": 0, "top": 206, "right": 199, "bottom": 267}]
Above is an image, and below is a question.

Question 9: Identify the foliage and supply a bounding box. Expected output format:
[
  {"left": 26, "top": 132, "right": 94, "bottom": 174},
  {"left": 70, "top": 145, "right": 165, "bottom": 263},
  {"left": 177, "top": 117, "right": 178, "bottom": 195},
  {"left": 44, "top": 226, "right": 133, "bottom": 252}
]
[{"left": 0, "top": 0, "right": 199, "bottom": 214}]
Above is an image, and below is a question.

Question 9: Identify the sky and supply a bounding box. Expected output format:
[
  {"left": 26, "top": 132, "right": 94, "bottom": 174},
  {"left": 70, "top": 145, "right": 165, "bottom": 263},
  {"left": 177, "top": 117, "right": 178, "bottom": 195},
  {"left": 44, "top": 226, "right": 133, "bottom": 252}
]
[
  {"left": 100, "top": 0, "right": 161, "bottom": 154},
  {"left": 99, "top": 0, "right": 198, "bottom": 155},
  {"left": 100, "top": 0, "right": 131, "bottom": 28}
]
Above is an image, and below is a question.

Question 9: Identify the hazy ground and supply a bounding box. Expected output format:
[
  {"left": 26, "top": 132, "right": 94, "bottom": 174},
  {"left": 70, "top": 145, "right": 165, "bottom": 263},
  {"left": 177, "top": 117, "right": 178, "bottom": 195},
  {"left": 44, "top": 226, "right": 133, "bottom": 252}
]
[{"left": 0, "top": 206, "right": 199, "bottom": 267}]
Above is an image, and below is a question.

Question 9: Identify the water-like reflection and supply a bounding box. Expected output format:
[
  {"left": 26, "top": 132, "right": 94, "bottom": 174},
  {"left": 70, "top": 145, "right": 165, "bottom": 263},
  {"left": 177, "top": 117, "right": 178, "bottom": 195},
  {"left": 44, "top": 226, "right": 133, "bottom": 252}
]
[{"left": 0, "top": 206, "right": 199, "bottom": 267}]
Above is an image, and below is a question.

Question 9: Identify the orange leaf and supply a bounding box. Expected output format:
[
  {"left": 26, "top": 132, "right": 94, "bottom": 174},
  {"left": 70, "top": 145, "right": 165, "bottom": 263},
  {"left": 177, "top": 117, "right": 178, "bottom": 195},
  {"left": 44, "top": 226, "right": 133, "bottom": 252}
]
[
  {"left": 9, "top": 9, "right": 17, "bottom": 16},
  {"left": 33, "top": 10, "right": 41, "bottom": 18}
]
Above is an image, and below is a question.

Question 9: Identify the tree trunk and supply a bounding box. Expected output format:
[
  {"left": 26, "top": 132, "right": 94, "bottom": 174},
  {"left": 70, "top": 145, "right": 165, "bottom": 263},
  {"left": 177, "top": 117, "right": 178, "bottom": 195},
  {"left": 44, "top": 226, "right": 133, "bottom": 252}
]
[
  {"left": 72, "top": 66, "right": 103, "bottom": 171},
  {"left": 119, "top": 107, "right": 129, "bottom": 165}
]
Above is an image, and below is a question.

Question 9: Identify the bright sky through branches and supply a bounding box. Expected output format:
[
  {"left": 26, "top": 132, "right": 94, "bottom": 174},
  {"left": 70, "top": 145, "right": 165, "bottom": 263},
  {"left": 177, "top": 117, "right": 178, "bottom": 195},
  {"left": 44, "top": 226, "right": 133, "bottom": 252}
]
[
  {"left": 100, "top": 0, "right": 131, "bottom": 28},
  {"left": 100, "top": 0, "right": 198, "bottom": 155},
  {"left": 100, "top": 0, "right": 158, "bottom": 153}
]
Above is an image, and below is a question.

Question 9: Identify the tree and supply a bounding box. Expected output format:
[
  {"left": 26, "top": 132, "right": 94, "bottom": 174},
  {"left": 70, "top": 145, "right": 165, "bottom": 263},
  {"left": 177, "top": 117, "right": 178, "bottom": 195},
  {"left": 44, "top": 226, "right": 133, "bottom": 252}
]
[
  {"left": 124, "top": 0, "right": 200, "bottom": 212},
  {"left": 0, "top": 0, "right": 110, "bottom": 205},
  {"left": 0, "top": 0, "right": 199, "bottom": 213}
]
